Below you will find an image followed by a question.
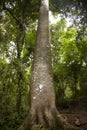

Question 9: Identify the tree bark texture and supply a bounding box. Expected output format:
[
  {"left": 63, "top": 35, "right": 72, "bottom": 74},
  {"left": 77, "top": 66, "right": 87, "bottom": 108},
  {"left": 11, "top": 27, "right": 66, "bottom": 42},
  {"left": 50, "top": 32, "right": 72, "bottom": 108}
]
[
  {"left": 24, "top": 0, "right": 65, "bottom": 130},
  {"left": 16, "top": 26, "right": 25, "bottom": 115}
]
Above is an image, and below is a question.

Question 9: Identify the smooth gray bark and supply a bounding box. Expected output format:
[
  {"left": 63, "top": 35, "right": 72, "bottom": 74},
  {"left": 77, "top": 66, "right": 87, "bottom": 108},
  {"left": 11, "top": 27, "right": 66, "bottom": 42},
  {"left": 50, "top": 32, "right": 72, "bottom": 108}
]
[{"left": 24, "top": 0, "right": 65, "bottom": 130}]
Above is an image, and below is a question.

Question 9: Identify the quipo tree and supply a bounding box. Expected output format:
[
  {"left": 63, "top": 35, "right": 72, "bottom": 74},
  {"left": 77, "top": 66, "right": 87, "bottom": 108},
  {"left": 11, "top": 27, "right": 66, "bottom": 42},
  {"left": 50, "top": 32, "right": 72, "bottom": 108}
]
[{"left": 24, "top": 0, "right": 65, "bottom": 130}]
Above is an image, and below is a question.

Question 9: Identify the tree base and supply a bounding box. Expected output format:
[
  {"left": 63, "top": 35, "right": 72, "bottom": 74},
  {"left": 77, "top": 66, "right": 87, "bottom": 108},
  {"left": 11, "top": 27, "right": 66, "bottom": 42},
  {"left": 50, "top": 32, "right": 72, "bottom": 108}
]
[{"left": 23, "top": 106, "right": 66, "bottom": 130}]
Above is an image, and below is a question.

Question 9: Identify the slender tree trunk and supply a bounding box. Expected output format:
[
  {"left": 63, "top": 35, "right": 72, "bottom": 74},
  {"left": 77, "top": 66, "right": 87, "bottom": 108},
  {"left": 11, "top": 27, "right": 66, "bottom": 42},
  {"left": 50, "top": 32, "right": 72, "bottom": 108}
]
[
  {"left": 16, "top": 26, "right": 25, "bottom": 115},
  {"left": 24, "top": 0, "right": 65, "bottom": 129}
]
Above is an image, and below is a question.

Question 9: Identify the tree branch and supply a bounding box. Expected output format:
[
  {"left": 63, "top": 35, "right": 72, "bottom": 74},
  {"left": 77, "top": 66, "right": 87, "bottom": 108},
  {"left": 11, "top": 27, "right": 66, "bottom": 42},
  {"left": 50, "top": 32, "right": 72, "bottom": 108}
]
[{"left": 3, "top": 0, "right": 25, "bottom": 29}]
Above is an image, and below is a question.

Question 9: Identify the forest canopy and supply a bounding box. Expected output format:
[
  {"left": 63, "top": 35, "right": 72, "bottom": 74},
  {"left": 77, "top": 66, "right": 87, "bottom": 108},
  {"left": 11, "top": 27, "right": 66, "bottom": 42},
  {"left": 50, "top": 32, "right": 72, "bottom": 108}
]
[{"left": 0, "top": 0, "right": 87, "bottom": 130}]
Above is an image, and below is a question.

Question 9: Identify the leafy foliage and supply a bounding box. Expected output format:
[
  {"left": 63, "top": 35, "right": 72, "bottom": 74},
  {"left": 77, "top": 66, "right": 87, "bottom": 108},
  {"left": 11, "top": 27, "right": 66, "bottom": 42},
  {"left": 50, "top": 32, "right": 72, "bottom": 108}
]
[
  {"left": 51, "top": 18, "right": 87, "bottom": 106},
  {"left": 0, "top": 0, "right": 87, "bottom": 129}
]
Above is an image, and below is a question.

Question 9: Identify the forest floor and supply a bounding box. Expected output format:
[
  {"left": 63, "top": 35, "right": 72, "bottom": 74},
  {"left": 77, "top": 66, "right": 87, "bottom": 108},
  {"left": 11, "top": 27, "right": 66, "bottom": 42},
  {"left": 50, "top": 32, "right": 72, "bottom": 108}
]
[{"left": 58, "top": 100, "right": 87, "bottom": 130}]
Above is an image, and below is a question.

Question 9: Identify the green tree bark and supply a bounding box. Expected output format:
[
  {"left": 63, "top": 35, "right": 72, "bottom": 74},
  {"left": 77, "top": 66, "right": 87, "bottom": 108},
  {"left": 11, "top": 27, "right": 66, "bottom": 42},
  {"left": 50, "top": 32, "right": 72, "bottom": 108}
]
[{"left": 16, "top": 25, "right": 25, "bottom": 115}]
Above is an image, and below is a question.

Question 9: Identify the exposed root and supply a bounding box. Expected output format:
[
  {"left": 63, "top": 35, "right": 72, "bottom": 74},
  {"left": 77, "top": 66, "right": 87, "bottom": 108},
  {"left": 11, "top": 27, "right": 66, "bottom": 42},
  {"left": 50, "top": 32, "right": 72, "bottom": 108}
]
[
  {"left": 23, "top": 106, "right": 65, "bottom": 130},
  {"left": 23, "top": 106, "right": 81, "bottom": 130}
]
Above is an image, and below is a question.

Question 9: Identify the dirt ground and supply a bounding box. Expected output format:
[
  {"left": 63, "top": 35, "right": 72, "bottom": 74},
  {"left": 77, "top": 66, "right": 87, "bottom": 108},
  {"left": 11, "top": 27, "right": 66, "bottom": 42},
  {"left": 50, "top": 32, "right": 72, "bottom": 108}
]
[{"left": 59, "top": 101, "right": 87, "bottom": 130}]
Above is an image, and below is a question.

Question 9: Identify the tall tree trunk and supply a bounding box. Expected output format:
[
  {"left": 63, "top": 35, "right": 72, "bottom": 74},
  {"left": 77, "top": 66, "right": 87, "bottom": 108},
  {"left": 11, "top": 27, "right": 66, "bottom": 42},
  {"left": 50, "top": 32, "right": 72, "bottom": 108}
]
[
  {"left": 24, "top": 0, "right": 65, "bottom": 130},
  {"left": 16, "top": 26, "right": 25, "bottom": 115}
]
